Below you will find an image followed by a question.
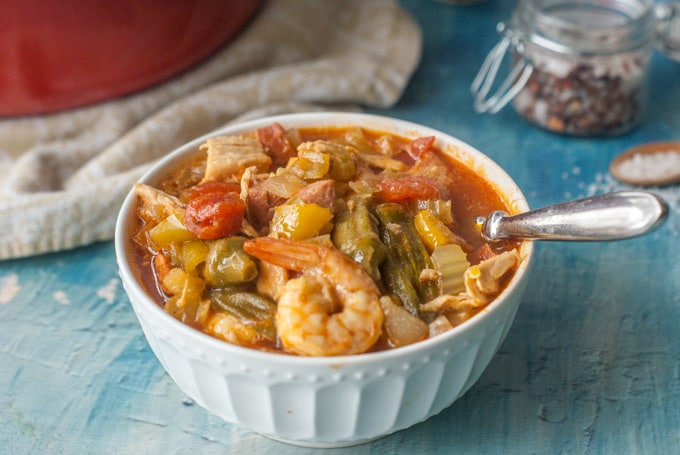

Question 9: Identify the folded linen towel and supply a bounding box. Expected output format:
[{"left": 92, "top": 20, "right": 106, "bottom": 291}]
[{"left": 0, "top": 0, "right": 421, "bottom": 260}]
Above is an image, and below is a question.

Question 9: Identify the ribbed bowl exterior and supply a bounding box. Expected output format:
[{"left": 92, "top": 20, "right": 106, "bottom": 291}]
[
  {"left": 124, "top": 276, "right": 525, "bottom": 447},
  {"left": 116, "top": 112, "right": 533, "bottom": 448}
]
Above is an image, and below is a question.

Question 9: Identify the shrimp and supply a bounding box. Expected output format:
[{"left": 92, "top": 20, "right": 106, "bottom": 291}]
[{"left": 243, "top": 237, "right": 384, "bottom": 356}]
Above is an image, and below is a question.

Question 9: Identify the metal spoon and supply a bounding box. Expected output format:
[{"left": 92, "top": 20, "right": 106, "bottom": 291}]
[{"left": 478, "top": 191, "right": 669, "bottom": 242}]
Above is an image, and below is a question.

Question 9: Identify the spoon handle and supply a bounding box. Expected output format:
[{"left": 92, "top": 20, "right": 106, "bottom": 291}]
[{"left": 480, "top": 191, "right": 669, "bottom": 242}]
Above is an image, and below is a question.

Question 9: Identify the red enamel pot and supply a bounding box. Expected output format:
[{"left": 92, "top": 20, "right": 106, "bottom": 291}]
[{"left": 0, "top": 0, "right": 262, "bottom": 117}]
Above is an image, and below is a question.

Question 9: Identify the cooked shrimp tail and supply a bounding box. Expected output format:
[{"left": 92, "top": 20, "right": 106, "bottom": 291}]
[
  {"left": 243, "top": 237, "right": 384, "bottom": 356},
  {"left": 243, "top": 237, "right": 323, "bottom": 271}
]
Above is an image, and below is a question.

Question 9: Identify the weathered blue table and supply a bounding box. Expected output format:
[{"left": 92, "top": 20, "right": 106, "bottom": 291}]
[{"left": 2, "top": 1, "right": 679, "bottom": 453}]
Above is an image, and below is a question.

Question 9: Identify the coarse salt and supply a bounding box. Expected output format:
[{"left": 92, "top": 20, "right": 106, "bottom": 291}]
[
  {"left": 615, "top": 150, "right": 680, "bottom": 181},
  {"left": 0, "top": 273, "right": 20, "bottom": 304}
]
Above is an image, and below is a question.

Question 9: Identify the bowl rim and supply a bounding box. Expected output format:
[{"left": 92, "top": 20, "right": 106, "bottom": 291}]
[{"left": 114, "top": 111, "right": 534, "bottom": 366}]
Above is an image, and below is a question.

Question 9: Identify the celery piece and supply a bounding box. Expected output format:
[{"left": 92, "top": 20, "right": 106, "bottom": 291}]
[{"left": 430, "top": 243, "right": 470, "bottom": 295}]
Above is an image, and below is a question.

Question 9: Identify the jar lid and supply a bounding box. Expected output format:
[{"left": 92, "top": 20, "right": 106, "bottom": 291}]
[
  {"left": 472, "top": 0, "right": 680, "bottom": 114},
  {"left": 514, "top": 0, "right": 656, "bottom": 55}
]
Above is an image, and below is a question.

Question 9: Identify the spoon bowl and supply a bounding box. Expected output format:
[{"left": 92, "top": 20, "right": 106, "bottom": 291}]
[{"left": 478, "top": 191, "right": 669, "bottom": 242}]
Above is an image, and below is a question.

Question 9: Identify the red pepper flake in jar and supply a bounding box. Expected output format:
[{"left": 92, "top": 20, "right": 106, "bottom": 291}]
[{"left": 513, "top": 59, "right": 647, "bottom": 136}]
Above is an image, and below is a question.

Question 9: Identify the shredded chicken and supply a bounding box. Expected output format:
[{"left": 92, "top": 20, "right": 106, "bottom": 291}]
[
  {"left": 205, "top": 312, "right": 262, "bottom": 345},
  {"left": 239, "top": 166, "right": 257, "bottom": 203},
  {"left": 421, "top": 249, "right": 520, "bottom": 316},
  {"left": 343, "top": 127, "right": 375, "bottom": 153},
  {"left": 255, "top": 260, "right": 289, "bottom": 301},
  {"left": 200, "top": 135, "right": 272, "bottom": 183},
  {"left": 421, "top": 293, "right": 476, "bottom": 313},
  {"left": 464, "top": 250, "right": 520, "bottom": 305},
  {"left": 374, "top": 134, "right": 402, "bottom": 156},
  {"left": 297, "top": 139, "right": 357, "bottom": 157},
  {"left": 134, "top": 183, "right": 184, "bottom": 224},
  {"left": 356, "top": 151, "right": 407, "bottom": 171}
]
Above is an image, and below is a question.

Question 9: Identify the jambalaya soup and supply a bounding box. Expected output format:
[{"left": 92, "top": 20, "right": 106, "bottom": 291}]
[{"left": 130, "top": 123, "right": 520, "bottom": 356}]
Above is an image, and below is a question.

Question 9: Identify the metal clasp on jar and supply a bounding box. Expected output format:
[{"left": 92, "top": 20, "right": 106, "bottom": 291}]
[
  {"left": 655, "top": 2, "right": 680, "bottom": 61},
  {"left": 471, "top": 22, "right": 534, "bottom": 114}
]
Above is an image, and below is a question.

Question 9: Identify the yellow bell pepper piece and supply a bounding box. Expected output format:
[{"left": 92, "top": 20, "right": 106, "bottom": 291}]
[
  {"left": 270, "top": 202, "right": 333, "bottom": 240},
  {"left": 180, "top": 240, "right": 209, "bottom": 273},
  {"left": 162, "top": 268, "right": 208, "bottom": 325},
  {"left": 161, "top": 267, "right": 205, "bottom": 298},
  {"left": 149, "top": 214, "right": 196, "bottom": 249},
  {"left": 414, "top": 210, "right": 460, "bottom": 253}
]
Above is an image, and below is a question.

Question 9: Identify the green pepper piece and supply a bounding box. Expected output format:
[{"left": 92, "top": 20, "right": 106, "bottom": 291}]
[
  {"left": 375, "top": 203, "right": 439, "bottom": 318},
  {"left": 326, "top": 144, "right": 356, "bottom": 182},
  {"left": 332, "top": 194, "right": 386, "bottom": 284},
  {"left": 210, "top": 290, "right": 277, "bottom": 342},
  {"left": 204, "top": 237, "right": 258, "bottom": 288}
]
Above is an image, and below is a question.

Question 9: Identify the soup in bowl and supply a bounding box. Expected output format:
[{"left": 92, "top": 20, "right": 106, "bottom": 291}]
[{"left": 115, "top": 112, "right": 533, "bottom": 447}]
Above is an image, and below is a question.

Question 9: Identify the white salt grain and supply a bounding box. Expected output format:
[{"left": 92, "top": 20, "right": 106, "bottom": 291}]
[
  {"left": 53, "top": 291, "right": 70, "bottom": 305},
  {"left": 0, "top": 274, "right": 20, "bottom": 304},
  {"left": 97, "top": 278, "right": 119, "bottom": 304},
  {"left": 615, "top": 150, "right": 680, "bottom": 181}
]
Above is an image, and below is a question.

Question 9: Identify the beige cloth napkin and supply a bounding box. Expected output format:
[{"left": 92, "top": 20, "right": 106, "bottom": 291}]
[{"left": 0, "top": 0, "right": 421, "bottom": 260}]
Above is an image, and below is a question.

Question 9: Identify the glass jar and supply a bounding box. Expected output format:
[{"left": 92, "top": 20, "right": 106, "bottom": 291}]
[{"left": 472, "top": 0, "right": 680, "bottom": 136}]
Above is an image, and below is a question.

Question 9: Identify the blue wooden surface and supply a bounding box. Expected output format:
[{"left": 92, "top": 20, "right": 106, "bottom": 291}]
[{"left": 2, "top": 1, "right": 679, "bottom": 453}]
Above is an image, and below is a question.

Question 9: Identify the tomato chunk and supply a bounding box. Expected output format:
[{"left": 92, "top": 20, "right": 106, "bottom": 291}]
[
  {"left": 408, "top": 136, "right": 435, "bottom": 160},
  {"left": 257, "top": 122, "right": 297, "bottom": 167},
  {"left": 376, "top": 175, "right": 441, "bottom": 203},
  {"left": 184, "top": 184, "right": 245, "bottom": 240},
  {"left": 182, "top": 181, "right": 241, "bottom": 202}
]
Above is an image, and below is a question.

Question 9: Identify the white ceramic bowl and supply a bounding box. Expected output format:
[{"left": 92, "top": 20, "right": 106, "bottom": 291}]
[{"left": 115, "top": 112, "right": 534, "bottom": 448}]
